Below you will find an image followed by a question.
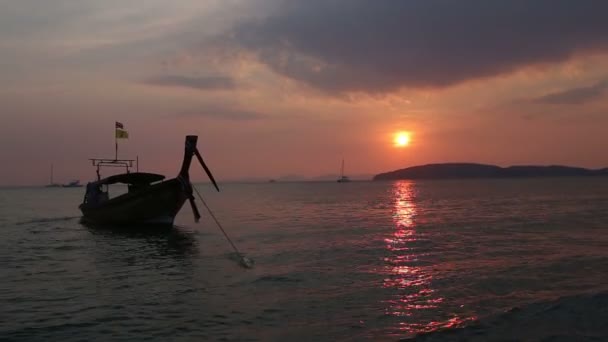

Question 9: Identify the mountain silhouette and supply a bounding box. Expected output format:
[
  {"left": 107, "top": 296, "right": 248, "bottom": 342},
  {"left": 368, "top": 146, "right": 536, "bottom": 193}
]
[{"left": 373, "top": 163, "right": 608, "bottom": 180}]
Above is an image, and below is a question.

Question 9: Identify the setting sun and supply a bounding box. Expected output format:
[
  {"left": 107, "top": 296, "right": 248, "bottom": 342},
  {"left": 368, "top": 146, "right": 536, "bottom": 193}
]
[{"left": 394, "top": 132, "right": 411, "bottom": 147}]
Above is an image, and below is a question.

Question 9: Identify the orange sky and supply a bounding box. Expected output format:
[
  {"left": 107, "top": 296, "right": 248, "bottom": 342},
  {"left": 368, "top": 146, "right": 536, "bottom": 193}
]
[{"left": 1, "top": 1, "right": 608, "bottom": 185}]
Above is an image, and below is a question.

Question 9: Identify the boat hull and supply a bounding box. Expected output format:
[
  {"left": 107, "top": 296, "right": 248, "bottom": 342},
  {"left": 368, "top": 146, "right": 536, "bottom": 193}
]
[{"left": 79, "top": 178, "right": 188, "bottom": 226}]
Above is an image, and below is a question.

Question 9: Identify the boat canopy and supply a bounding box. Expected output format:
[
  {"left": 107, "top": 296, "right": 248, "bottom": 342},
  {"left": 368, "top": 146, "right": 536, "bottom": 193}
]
[{"left": 94, "top": 172, "right": 165, "bottom": 186}]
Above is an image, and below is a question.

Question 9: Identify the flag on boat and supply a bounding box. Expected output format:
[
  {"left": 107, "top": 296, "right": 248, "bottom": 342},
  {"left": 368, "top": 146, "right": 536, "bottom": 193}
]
[
  {"left": 115, "top": 122, "right": 128, "bottom": 139},
  {"left": 116, "top": 129, "right": 129, "bottom": 139}
]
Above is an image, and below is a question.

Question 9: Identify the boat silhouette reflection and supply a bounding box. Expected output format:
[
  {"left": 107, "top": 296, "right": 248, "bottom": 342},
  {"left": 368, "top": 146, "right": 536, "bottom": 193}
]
[{"left": 81, "top": 220, "right": 198, "bottom": 258}]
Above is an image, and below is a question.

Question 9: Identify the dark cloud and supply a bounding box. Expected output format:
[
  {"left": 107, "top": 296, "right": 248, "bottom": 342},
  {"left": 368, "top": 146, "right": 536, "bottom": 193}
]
[
  {"left": 229, "top": 0, "right": 608, "bottom": 93},
  {"left": 176, "top": 106, "right": 263, "bottom": 121},
  {"left": 144, "top": 75, "right": 236, "bottom": 90},
  {"left": 534, "top": 80, "right": 608, "bottom": 105}
]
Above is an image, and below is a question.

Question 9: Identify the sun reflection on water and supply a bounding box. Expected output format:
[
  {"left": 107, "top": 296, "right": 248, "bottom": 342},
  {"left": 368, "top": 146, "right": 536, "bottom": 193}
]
[{"left": 383, "top": 181, "right": 474, "bottom": 336}]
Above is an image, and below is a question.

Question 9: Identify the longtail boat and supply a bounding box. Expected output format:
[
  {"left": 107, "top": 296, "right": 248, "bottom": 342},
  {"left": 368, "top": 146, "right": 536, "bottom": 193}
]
[{"left": 79, "top": 135, "right": 218, "bottom": 225}]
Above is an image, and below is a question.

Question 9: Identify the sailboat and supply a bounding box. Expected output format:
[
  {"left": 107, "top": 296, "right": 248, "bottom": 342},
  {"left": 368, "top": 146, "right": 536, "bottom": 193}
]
[
  {"left": 45, "top": 164, "right": 61, "bottom": 187},
  {"left": 337, "top": 159, "right": 351, "bottom": 183}
]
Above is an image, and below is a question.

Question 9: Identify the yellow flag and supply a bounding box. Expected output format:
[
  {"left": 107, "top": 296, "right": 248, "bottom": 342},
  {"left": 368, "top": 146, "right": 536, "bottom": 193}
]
[{"left": 116, "top": 129, "right": 129, "bottom": 139}]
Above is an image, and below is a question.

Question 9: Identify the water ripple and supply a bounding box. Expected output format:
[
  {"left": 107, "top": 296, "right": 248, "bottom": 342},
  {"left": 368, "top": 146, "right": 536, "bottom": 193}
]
[{"left": 1, "top": 180, "right": 607, "bottom": 341}]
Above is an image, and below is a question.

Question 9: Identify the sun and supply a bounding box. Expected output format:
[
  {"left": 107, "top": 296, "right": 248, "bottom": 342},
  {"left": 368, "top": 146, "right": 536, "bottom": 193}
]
[{"left": 394, "top": 132, "right": 410, "bottom": 147}]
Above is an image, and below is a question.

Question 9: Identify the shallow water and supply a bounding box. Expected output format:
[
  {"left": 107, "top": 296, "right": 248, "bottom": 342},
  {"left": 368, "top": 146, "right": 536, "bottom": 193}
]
[{"left": 1, "top": 179, "right": 607, "bottom": 341}]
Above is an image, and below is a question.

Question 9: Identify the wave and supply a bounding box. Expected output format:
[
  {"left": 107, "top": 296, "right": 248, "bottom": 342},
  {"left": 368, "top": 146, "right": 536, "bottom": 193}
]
[
  {"left": 252, "top": 275, "right": 303, "bottom": 283},
  {"left": 403, "top": 291, "right": 608, "bottom": 341},
  {"left": 15, "top": 216, "right": 80, "bottom": 225}
]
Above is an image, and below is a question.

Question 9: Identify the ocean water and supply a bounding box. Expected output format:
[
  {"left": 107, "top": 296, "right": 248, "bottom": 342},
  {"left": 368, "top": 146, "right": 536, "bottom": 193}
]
[{"left": 1, "top": 179, "right": 607, "bottom": 341}]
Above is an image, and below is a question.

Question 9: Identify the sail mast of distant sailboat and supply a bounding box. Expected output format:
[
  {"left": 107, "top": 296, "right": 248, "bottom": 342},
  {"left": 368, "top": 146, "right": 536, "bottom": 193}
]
[
  {"left": 337, "top": 158, "right": 351, "bottom": 183},
  {"left": 46, "top": 163, "right": 60, "bottom": 187}
]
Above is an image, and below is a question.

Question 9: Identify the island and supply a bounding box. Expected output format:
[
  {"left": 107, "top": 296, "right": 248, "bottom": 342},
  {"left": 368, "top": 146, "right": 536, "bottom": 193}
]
[{"left": 373, "top": 163, "right": 608, "bottom": 181}]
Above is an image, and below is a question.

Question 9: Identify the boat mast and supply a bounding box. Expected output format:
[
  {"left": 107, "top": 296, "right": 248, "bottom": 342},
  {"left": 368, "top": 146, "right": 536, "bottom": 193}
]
[
  {"left": 50, "top": 164, "right": 54, "bottom": 184},
  {"left": 115, "top": 122, "right": 118, "bottom": 160},
  {"left": 341, "top": 159, "right": 345, "bottom": 178}
]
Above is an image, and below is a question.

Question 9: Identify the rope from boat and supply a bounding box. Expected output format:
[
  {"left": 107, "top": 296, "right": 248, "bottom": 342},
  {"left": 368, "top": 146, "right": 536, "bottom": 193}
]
[{"left": 192, "top": 185, "right": 253, "bottom": 268}]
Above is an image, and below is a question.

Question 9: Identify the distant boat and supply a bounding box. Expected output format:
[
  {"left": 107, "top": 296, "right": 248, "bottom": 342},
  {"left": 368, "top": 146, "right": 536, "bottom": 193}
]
[
  {"left": 45, "top": 164, "right": 61, "bottom": 187},
  {"left": 337, "top": 159, "right": 351, "bottom": 183},
  {"left": 79, "top": 135, "right": 219, "bottom": 226},
  {"left": 269, "top": 179, "right": 277, "bottom": 183},
  {"left": 62, "top": 180, "right": 83, "bottom": 188}
]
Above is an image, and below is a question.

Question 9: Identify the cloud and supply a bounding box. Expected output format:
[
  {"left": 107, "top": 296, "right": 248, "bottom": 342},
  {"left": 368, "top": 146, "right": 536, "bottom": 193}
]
[
  {"left": 144, "top": 75, "right": 236, "bottom": 90},
  {"left": 226, "top": 0, "right": 608, "bottom": 93},
  {"left": 176, "top": 106, "right": 263, "bottom": 121},
  {"left": 533, "top": 80, "right": 608, "bottom": 105}
]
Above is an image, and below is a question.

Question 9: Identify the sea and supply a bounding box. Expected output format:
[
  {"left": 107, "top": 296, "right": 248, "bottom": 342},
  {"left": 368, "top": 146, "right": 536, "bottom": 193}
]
[{"left": 1, "top": 178, "right": 607, "bottom": 341}]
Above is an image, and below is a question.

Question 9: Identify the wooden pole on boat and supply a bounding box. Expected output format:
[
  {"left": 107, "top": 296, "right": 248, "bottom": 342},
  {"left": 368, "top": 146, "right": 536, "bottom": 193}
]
[{"left": 114, "top": 124, "right": 118, "bottom": 161}]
